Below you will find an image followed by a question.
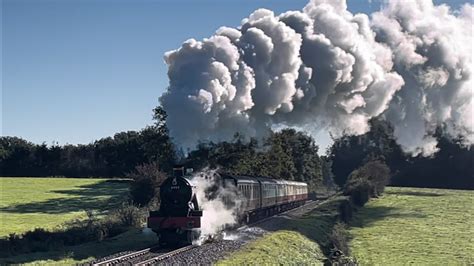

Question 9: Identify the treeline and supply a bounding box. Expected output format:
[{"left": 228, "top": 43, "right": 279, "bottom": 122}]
[
  {"left": 185, "top": 129, "right": 335, "bottom": 192},
  {"left": 0, "top": 107, "right": 176, "bottom": 177},
  {"left": 329, "top": 119, "right": 474, "bottom": 190},
  {"left": 1, "top": 106, "right": 472, "bottom": 190},
  {"left": 128, "top": 129, "right": 334, "bottom": 206}
]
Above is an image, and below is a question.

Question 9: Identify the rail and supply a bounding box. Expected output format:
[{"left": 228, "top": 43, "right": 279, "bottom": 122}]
[
  {"left": 92, "top": 245, "right": 160, "bottom": 266},
  {"left": 135, "top": 245, "right": 197, "bottom": 266}
]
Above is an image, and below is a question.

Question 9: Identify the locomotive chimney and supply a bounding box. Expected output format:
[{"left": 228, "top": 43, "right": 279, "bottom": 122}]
[{"left": 173, "top": 165, "right": 185, "bottom": 178}]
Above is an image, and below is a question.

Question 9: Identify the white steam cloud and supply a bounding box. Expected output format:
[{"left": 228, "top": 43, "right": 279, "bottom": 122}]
[
  {"left": 160, "top": 0, "right": 473, "bottom": 156},
  {"left": 191, "top": 169, "right": 243, "bottom": 243}
]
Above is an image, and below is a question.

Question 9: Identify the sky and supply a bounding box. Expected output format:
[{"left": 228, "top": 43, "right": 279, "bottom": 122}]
[{"left": 1, "top": 0, "right": 469, "bottom": 150}]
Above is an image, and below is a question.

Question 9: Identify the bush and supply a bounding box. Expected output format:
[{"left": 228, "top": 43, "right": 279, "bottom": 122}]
[
  {"left": 324, "top": 222, "right": 358, "bottom": 265},
  {"left": 338, "top": 197, "right": 353, "bottom": 223},
  {"left": 113, "top": 203, "right": 145, "bottom": 227},
  {"left": 344, "top": 179, "right": 371, "bottom": 207},
  {"left": 127, "top": 161, "right": 167, "bottom": 206},
  {"left": 361, "top": 160, "right": 391, "bottom": 196},
  {"left": 0, "top": 205, "right": 144, "bottom": 257},
  {"left": 343, "top": 160, "right": 390, "bottom": 206},
  {"left": 328, "top": 222, "right": 350, "bottom": 256}
]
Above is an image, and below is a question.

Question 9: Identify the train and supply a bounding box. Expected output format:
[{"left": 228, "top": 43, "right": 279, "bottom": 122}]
[{"left": 147, "top": 166, "right": 308, "bottom": 246}]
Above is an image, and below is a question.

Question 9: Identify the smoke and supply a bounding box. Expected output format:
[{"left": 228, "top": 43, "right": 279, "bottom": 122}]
[
  {"left": 191, "top": 169, "right": 243, "bottom": 243},
  {"left": 160, "top": 0, "right": 473, "bottom": 156},
  {"left": 372, "top": 1, "right": 473, "bottom": 155}
]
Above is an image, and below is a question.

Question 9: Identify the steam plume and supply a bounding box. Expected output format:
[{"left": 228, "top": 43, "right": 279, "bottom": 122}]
[
  {"left": 160, "top": 0, "right": 473, "bottom": 156},
  {"left": 191, "top": 169, "right": 243, "bottom": 243}
]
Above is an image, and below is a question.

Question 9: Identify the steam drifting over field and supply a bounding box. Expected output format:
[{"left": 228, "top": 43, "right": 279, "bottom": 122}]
[{"left": 160, "top": 0, "right": 473, "bottom": 156}]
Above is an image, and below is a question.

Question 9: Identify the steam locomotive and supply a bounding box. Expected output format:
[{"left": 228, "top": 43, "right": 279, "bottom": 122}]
[{"left": 147, "top": 166, "right": 308, "bottom": 246}]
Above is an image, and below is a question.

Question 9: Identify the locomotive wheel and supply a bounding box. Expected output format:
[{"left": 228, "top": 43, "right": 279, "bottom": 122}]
[
  {"left": 159, "top": 229, "right": 190, "bottom": 247},
  {"left": 159, "top": 229, "right": 180, "bottom": 247}
]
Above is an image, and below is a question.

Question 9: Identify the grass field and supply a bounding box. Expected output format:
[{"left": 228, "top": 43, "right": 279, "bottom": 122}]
[
  {"left": 0, "top": 228, "right": 157, "bottom": 265},
  {"left": 0, "top": 177, "right": 130, "bottom": 237},
  {"left": 349, "top": 186, "right": 474, "bottom": 265},
  {"left": 219, "top": 230, "right": 325, "bottom": 265},
  {"left": 220, "top": 197, "right": 349, "bottom": 265}
]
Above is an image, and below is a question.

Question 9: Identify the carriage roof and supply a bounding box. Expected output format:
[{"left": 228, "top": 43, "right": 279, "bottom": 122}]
[{"left": 220, "top": 173, "right": 307, "bottom": 187}]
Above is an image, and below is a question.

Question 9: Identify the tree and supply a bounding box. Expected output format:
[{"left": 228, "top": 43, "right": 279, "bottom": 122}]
[
  {"left": 0, "top": 137, "right": 36, "bottom": 176},
  {"left": 142, "top": 106, "right": 176, "bottom": 172},
  {"left": 185, "top": 129, "right": 329, "bottom": 192},
  {"left": 343, "top": 160, "right": 391, "bottom": 206},
  {"left": 265, "top": 129, "right": 324, "bottom": 190},
  {"left": 329, "top": 119, "right": 403, "bottom": 187},
  {"left": 329, "top": 119, "right": 474, "bottom": 190},
  {"left": 0, "top": 106, "right": 177, "bottom": 178},
  {"left": 127, "top": 161, "right": 168, "bottom": 206}
]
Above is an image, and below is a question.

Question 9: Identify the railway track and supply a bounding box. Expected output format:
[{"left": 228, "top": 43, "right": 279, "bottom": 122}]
[
  {"left": 92, "top": 246, "right": 158, "bottom": 266},
  {"left": 238, "top": 199, "right": 317, "bottom": 229},
  {"left": 92, "top": 199, "right": 329, "bottom": 265},
  {"left": 135, "top": 245, "right": 197, "bottom": 266},
  {"left": 92, "top": 245, "right": 195, "bottom": 266}
]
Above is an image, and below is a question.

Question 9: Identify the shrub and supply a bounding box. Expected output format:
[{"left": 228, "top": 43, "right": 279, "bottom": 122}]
[
  {"left": 127, "top": 161, "right": 167, "bottom": 206},
  {"left": 344, "top": 179, "right": 371, "bottom": 207},
  {"left": 328, "top": 222, "right": 350, "bottom": 255},
  {"left": 113, "top": 203, "right": 145, "bottom": 227},
  {"left": 361, "top": 160, "right": 391, "bottom": 196},
  {"left": 0, "top": 205, "right": 145, "bottom": 257},
  {"left": 325, "top": 222, "right": 358, "bottom": 265},
  {"left": 343, "top": 160, "right": 390, "bottom": 206},
  {"left": 338, "top": 197, "right": 353, "bottom": 223}
]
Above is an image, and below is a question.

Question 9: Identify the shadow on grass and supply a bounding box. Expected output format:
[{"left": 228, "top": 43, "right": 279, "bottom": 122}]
[
  {"left": 384, "top": 190, "right": 445, "bottom": 197},
  {"left": 349, "top": 205, "right": 427, "bottom": 228},
  {"left": 0, "top": 229, "right": 158, "bottom": 264},
  {"left": 0, "top": 180, "right": 130, "bottom": 215}
]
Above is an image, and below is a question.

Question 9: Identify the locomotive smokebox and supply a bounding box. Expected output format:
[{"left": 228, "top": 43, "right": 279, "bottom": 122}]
[{"left": 159, "top": 175, "right": 194, "bottom": 216}]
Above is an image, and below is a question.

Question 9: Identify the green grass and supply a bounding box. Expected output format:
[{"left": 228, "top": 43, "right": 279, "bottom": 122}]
[
  {"left": 0, "top": 177, "right": 130, "bottom": 237},
  {"left": 0, "top": 228, "right": 158, "bottom": 265},
  {"left": 219, "top": 230, "right": 325, "bottom": 265},
  {"left": 219, "top": 196, "right": 348, "bottom": 265},
  {"left": 349, "top": 186, "right": 474, "bottom": 265}
]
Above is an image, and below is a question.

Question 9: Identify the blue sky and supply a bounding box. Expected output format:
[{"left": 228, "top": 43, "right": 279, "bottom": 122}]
[{"left": 1, "top": 0, "right": 468, "bottom": 148}]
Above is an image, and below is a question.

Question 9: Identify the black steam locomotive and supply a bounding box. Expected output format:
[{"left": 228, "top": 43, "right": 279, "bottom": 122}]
[{"left": 147, "top": 167, "right": 308, "bottom": 246}]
